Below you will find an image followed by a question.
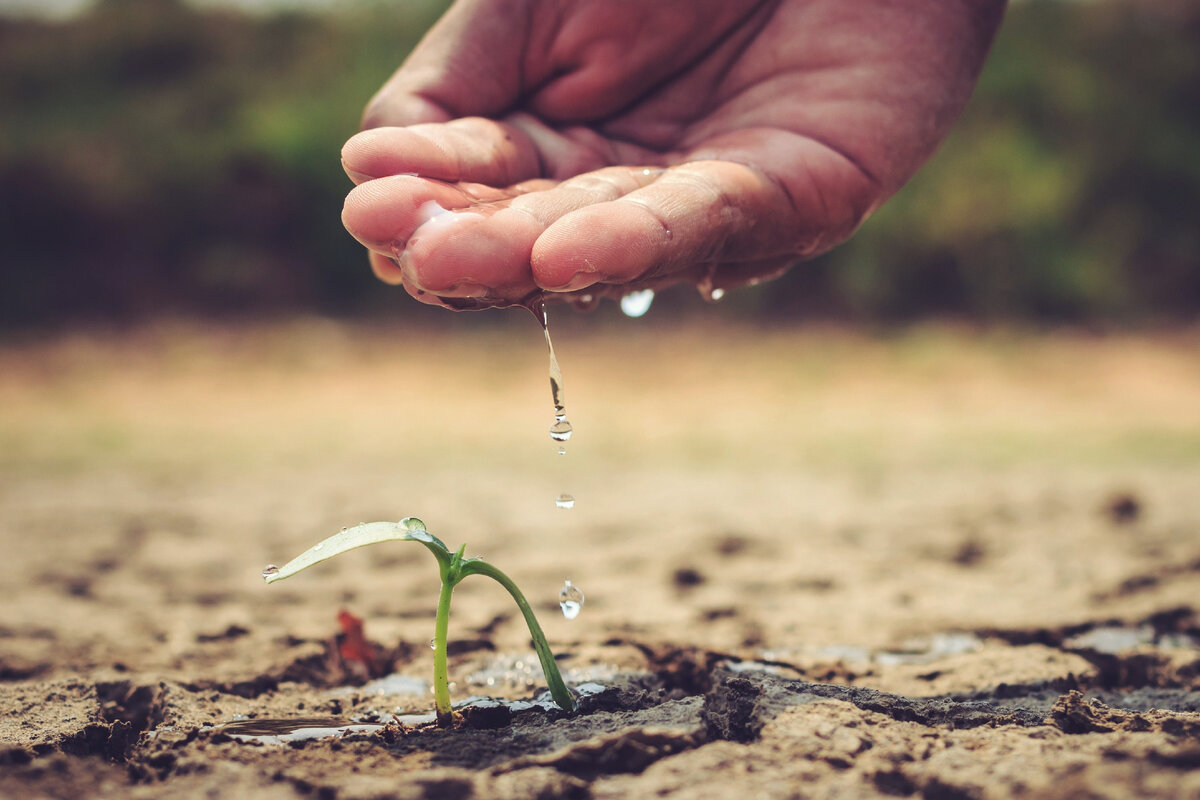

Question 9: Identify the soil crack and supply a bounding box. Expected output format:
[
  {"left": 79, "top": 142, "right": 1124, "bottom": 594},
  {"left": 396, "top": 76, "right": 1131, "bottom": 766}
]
[{"left": 703, "top": 667, "right": 1046, "bottom": 742}]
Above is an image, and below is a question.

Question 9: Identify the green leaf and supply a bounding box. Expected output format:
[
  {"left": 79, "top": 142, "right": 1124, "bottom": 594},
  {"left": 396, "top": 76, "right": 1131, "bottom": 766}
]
[{"left": 263, "top": 517, "right": 448, "bottom": 584}]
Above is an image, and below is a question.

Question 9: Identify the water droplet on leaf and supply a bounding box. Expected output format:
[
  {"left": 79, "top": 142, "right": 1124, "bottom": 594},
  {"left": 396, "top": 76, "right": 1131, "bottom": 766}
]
[
  {"left": 559, "top": 580, "right": 584, "bottom": 619},
  {"left": 261, "top": 564, "right": 279, "bottom": 579}
]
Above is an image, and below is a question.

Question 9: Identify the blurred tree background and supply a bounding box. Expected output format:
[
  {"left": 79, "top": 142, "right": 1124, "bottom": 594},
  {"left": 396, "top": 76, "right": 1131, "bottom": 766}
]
[{"left": 0, "top": 0, "right": 1196, "bottom": 330}]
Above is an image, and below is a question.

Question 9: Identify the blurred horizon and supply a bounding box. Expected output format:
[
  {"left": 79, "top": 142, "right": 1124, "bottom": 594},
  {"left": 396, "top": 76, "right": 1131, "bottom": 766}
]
[{"left": 1, "top": 0, "right": 1197, "bottom": 333}]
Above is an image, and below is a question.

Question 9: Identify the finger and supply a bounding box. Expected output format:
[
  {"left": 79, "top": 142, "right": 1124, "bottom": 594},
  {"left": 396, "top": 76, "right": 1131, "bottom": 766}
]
[
  {"left": 342, "top": 117, "right": 544, "bottom": 187},
  {"left": 368, "top": 251, "right": 405, "bottom": 285},
  {"left": 531, "top": 160, "right": 797, "bottom": 291},
  {"left": 370, "top": 251, "right": 464, "bottom": 309},
  {"left": 360, "top": 0, "right": 524, "bottom": 130},
  {"left": 396, "top": 167, "right": 663, "bottom": 297},
  {"left": 341, "top": 174, "right": 509, "bottom": 255}
]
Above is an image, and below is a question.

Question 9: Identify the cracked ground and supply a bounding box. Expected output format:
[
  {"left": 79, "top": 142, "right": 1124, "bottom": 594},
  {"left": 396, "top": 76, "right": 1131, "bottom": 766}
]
[{"left": 1, "top": 320, "right": 1199, "bottom": 799}]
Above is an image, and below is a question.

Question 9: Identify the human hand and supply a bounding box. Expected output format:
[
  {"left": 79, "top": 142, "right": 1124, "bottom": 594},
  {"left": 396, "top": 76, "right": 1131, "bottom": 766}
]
[{"left": 341, "top": 0, "right": 1005, "bottom": 310}]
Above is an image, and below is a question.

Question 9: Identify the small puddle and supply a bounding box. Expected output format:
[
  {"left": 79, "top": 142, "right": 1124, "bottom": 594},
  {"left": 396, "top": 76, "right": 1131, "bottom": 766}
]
[
  {"left": 222, "top": 683, "right": 616, "bottom": 743},
  {"left": 222, "top": 717, "right": 384, "bottom": 744},
  {"left": 872, "top": 632, "right": 984, "bottom": 666},
  {"left": 329, "top": 672, "right": 429, "bottom": 698},
  {"left": 466, "top": 655, "right": 622, "bottom": 691},
  {"left": 763, "top": 633, "right": 985, "bottom": 667},
  {"left": 1065, "top": 625, "right": 1198, "bottom": 654}
]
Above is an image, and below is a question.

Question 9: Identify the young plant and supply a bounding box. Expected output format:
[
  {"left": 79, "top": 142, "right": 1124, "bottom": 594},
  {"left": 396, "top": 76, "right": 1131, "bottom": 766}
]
[{"left": 262, "top": 517, "right": 577, "bottom": 725}]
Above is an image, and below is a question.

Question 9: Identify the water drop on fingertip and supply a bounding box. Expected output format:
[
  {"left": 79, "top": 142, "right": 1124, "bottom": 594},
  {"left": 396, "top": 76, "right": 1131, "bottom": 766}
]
[
  {"left": 620, "top": 289, "right": 654, "bottom": 318},
  {"left": 559, "top": 580, "right": 585, "bottom": 619}
]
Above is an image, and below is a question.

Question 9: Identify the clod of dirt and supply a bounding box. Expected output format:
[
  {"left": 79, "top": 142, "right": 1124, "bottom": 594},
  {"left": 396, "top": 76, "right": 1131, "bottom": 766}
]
[
  {"left": 37, "top": 681, "right": 168, "bottom": 763},
  {"left": 1049, "top": 690, "right": 1200, "bottom": 736},
  {"left": 194, "top": 624, "right": 250, "bottom": 643},
  {"left": 671, "top": 567, "right": 706, "bottom": 590},
  {"left": 1103, "top": 492, "right": 1142, "bottom": 524},
  {"left": 461, "top": 700, "right": 511, "bottom": 730},
  {"left": 951, "top": 539, "right": 987, "bottom": 567}
]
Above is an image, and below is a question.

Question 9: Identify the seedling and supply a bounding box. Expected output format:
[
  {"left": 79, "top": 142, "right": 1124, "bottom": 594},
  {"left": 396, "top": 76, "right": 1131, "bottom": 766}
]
[{"left": 262, "top": 517, "right": 577, "bottom": 725}]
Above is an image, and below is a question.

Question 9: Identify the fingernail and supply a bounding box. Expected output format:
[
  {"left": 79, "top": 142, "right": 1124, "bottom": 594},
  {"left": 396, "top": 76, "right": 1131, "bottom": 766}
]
[
  {"left": 343, "top": 165, "right": 374, "bottom": 183},
  {"left": 549, "top": 270, "right": 600, "bottom": 292}
]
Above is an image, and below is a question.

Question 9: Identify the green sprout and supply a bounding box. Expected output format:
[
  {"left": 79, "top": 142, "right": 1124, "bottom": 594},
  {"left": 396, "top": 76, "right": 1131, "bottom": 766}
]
[{"left": 262, "top": 516, "right": 577, "bottom": 725}]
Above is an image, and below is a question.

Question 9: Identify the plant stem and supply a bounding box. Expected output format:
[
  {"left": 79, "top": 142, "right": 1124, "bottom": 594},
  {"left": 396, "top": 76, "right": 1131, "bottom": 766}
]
[
  {"left": 461, "top": 560, "right": 577, "bottom": 713},
  {"left": 433, "top": 577, "right": 454, "bottom": 726}
]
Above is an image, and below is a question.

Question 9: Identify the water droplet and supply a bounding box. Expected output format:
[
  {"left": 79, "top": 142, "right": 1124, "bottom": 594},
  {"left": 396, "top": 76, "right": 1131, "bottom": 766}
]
[
  {"left": 571, "top": 293, "right": 599, "bottom": 312},
  {"left": 549, "top": 418, "right": 573, "bottom": 442},
  {"left": 620, "top": 289, "right": 654, "bottom": 318},
  {"left": 559, "top": 580, "right": 585, "bottom": 619},
  {"left": 555, "top": 494, "right": 575, "bottom": 510},
  {"left": 261, "top": 564, "right": 279, "bottom": 579},
  {"left": 400, "top": 517, "right": 433, "bottom": 542},
  {"left": 429, "top": 638, "right": 436, "bottom": 650},
  {"left": 695, "top": 265, "right": 726, "bottom": 303},
  {"left": 556, "top": 446, "right": 566, "bottom": 456},
  {"left": 339, "top": 526, "right": 348, "bottom": 533},
  {"left": 312, "top": 542, "right": 324, "bottom": 551},
  {"left": 538, "top": 313, "right": 573, "bottom": 445}
]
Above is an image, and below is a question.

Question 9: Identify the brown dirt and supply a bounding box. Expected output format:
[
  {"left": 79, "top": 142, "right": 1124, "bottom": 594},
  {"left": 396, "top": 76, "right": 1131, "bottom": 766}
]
[{"left": 2, "top": 318, "right": 1199, "bottom": 799}]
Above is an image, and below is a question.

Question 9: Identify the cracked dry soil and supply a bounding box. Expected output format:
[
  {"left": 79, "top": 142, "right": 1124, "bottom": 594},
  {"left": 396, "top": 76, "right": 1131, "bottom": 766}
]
[{"left": 2, "top": 323, "right": 1200, "bottom": 798}]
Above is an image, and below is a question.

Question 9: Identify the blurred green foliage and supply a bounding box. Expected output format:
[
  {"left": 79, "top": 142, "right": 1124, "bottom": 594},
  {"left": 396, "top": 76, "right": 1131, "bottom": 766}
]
[{"left": 1, "top": 0, "right": 1196, "bottom": 328}]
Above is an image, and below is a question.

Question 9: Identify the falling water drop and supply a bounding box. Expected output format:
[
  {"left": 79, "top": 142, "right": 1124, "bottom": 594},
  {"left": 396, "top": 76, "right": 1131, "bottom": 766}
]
[
  {"left": 555, "top": 494, "right": 575, "bottom": 510},
  {"left": 526, "top": 295, "right": 574, "bottom": 449},
  {"left": 696, "top": 265, "right": 725, "bottom": 303},
  {"left": 620, "top": 289, "right": 654, "bottom": 318},
  {"left": 556, "top": 446, "right": 567, "bottom": 456},
  {"left": 261, "top": 564, "right": 279, "bottom": 580},
  {"left": 549, "top": 417, "right": 573, "bottom": 442},
  {"left": 559, "top": 580, "right": 585, "bottom": 619}
]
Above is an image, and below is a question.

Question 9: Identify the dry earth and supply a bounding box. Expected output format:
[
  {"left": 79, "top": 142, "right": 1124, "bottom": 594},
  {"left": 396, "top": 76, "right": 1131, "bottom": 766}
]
[{"left": 1, "top": 317, "right": 1199, "bottom": 799}]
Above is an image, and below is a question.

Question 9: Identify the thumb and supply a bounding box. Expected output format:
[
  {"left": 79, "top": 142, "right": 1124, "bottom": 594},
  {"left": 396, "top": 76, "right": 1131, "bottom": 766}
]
[{"left": 361, "top": 0, "right": 529, "bottom": 129}]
